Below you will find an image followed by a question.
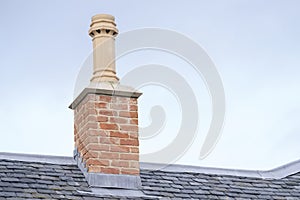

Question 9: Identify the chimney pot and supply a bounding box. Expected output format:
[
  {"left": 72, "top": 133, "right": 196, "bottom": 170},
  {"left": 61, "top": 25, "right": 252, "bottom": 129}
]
[{"left": 89, "top": 14, "right": 119, "bottom": 83}]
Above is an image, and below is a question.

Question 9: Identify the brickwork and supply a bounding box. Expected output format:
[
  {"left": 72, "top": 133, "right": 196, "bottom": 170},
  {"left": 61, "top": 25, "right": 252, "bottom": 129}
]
[{"left": 74, "top": 93, "right": 139, "bottom": 175}]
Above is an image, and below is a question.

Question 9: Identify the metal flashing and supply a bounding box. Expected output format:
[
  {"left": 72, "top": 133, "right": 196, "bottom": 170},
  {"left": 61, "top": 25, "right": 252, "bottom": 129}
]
[{"left": 74, "top": 149, "right": 142, "bottom": 190}]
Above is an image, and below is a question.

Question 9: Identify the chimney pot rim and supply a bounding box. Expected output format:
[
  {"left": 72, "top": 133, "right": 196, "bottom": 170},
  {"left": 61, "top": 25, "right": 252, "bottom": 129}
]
[{"left": 92, "top": 14, "right": 115, "bottom": 22}]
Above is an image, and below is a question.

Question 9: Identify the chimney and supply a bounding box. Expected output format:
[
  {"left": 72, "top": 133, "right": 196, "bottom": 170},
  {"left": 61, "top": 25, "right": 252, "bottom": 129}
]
[{"left": 69, "top": 14, "right": 142, "bottom": 189}]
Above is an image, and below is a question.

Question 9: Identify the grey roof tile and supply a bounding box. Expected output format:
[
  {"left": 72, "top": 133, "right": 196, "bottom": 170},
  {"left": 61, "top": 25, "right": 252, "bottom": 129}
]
[{"left": 1, "top": 158, "right": 300, "bottom": 199}]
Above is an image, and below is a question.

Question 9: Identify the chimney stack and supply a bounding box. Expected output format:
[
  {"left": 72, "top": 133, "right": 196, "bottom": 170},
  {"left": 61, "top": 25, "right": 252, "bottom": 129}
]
[{"left": 70, "top": 14, "right": 142, "bottom": 189}]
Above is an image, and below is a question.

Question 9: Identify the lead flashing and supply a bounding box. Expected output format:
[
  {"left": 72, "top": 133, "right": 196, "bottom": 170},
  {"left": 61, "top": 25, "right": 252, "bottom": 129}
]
[{"left": 74, "top": 149, "right": 142, "bottom": 189}]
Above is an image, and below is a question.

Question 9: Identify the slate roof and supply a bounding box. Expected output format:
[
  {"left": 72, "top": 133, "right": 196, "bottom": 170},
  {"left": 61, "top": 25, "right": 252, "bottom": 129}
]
[{"left": 0, "top": 153, "right": 300, "bottom": 199}]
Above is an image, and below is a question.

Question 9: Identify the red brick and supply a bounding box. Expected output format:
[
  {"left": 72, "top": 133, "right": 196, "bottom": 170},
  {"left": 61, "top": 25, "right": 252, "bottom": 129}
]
[
  {"left": 97, "top": 116, "right": 108, "bottom": 122},
  {"left": 120, "top": 138, "right": 139, "bottom": 146},
  {"left": 121, "top": 168, "right": 139, "bottom": 175},
  {"left": 100, "top": 137, "right": 119, "bottom": 145},
  {"left": 99, "top": 95, "right": 112, "bottom": 102},
  {"left": 88, "top": 166, "right": 101, "bottom": 173},
  {"left": 99, "top": 110, "right": 117, "bottom": 116},
  {"left": 110, "top": 131, "right": 129, "bottom": 138},
  {"left": 100, "top": 152, "right": 119, "bottom": 159},
  {"left": 96, "top": 102, "right": 107, "bottom": 108},
  {"left": 87, "top": 109, "right": 97, "bottom": 115},
  {"left": 130, "top": 161, "right": 139, "bottom": 168},
  {"left": 119, "top": 111, "right": 138, "bottom": 118},
  {"left": 88, "top": 130, "right": 108, "bottom": 137},
  {"left": 100, "top": 167, "right": 120, "bottom": 174},
  {"left": 110, "top": 104, "right": 128, "bottom": 110},
  {"left": 100, "top": 123, "right": 119, "bottom": 130},
  {"left": 110, "top": 117, "right": 127, "bottom": 124},
  {"left": 120, "top": 125, "right": 138, "bottom": 132},
  {"left": 129, "top": 105, "right": 138, "bottom": 111},
  {"left": 84, "top": 151, "right": 99, "bottom": 159},
  {"left": 120, "top": 153, "right": 138, "bottom": 161},
  {"left": 86, "top": 122, "right": 98, "bottom": 130},
  {"left": 111, "top": 160, "right": 130, "bottom": 168},
  {"left": 86, "top": 159, "right": 109, "bottom": 166},
  {"left": 83, "top": 136, "right": 99, "bottom": 145},
  {"left": 130, "top": 147, "right": 139, "bottom": 153},
  {"left": 110, "top": 145, "right": 130, "bottom": 153},
  {"left": 129, "top": 132, "right": 138, "bottom": 139},
  {"left": 130, "top": 119, "right": 138, "bottom": 125},
  {"left": 87, "top": 144, "right": 109, "bottom": 151}
]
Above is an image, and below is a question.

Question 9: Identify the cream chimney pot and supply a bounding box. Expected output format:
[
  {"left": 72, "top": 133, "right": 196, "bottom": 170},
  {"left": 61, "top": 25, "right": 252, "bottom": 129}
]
[{"left": 89, "top": 14, "right": 119, "bottom": 83}]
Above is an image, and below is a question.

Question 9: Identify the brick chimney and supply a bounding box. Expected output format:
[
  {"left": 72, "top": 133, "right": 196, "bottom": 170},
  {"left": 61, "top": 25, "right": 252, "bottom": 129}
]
[{"left": 69, "top": 14, "right": 142, "bottom": 189}]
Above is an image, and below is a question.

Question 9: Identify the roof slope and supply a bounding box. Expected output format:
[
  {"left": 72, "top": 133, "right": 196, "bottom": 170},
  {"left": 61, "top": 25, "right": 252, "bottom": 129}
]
[
  {"left": 141, "top": 169, "right": 300, "bottom": 199},
  {"left": 0, "top": 156, "right": 300, "bottom": 199},
  {"left": 0, "top": 159, "right": 155, "bottom": 200}
]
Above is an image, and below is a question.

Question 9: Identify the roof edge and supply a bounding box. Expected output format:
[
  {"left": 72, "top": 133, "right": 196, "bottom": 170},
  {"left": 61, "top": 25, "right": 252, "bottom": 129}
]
[
  {"left": 0, "top": 152, "right": 75, "bottom": 165},
  {"left": 140, "top": 160, "right": 300, "bottom": 180}
]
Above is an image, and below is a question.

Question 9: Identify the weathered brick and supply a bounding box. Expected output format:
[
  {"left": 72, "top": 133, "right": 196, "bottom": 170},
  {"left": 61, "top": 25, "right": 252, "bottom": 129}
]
[
  {"left": 95, "top": 102, "right": 108, "bottom": 108},
  {"left": 119, "top": 111, "right": 138, "bottom": 118},
  {"left": 100, "top": 123, "right": 119, "bottom": 130},
  {"left": 130, "top": 161, "right": 139, "bottom": 168},
  {"left": 110, "top": 145, "right": 130, "bottom": 153},
  {"left": 97, "top": 116, "right": 108, "bottom": 122},
  {"left": 110, "top": 104, "right": 128, "bottom": 110},
  {"left": 129, "top": 105, "right": 138, "bottom": 111},
  {"left": 130, "top": 119, "right": 138, "bottom": 125},
  {"left": 120, "top": 125, "right": 138, "bottom": 132},
  {"left": 100, "top": 167, "right": 120, "bottom": 174},
  {"left": 99, "top": 95, "right": 112, "bottom": 102},
  {"left": 86, "top": 159, "right": 109, "bottom": 166},
  {"left": 120, "top": 138, "right": 139, "bottom": 146},
  {"left": 121, "top": 168, "right": 139, "bottom": 175},
  {"left": 111, "top": 160, "right": 130, "bottom": 168},
  {"left": 120, "top": 153, "right": 138, "bottom": 161},
  {"left": 110, "top": 117, "right": 127, "bottom": 124},
  {"left": 86, "top": 122, "right": 98, "bottom": 130},
  {"left": 110, "top": 131, "right": 129, "bottom": 138},
  {"left": 74, "top": 93, "right": 140, "bottom": 176},
  {"left": 87, "top": 144, "right": 109, "bottom": 151},
  {"left": 130, "top": 147, "right": 139, "bottom": 153},
  {"left": 88, "top": 166, "right": 101, "bottom": 173},
  {"left": 99, "top": 110, "right": 117, "bottom": 116},
  {"left": 100, "top": 137, "right": 119, "bottom": 145},
  {"left": 129, "top": 132, "right": 138, "bottom": 139},
  {"left": 83, "top": 136, "right": 99, "bottom": 145},
  {"left": 100, "top": 152, "right": 119, "bottom": 159},
  {"left": 88, "top": 130, "right": 108, "bottom": 137}
]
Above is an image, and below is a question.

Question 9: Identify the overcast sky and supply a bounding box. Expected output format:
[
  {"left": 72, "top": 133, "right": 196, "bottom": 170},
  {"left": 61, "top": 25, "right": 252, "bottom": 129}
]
[{"left": 0, "top": 0, "right": 299, "bottom": 170}]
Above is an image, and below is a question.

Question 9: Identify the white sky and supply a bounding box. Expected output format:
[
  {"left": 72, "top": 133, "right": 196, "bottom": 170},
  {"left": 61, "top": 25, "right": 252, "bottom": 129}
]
[{"left": 0, "top": 0, "right": 299, "bottom": 170}]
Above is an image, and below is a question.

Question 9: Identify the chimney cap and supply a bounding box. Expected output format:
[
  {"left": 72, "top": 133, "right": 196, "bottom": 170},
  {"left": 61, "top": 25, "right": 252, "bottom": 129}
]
[{"left": 91, "top": 14, "right": 115, "bottom": 22}]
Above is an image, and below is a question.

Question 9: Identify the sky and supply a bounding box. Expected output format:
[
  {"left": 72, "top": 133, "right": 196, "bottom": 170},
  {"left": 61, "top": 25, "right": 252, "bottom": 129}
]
[{"left": 0, "top": 0, "right": 299, "bottom": 170}]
